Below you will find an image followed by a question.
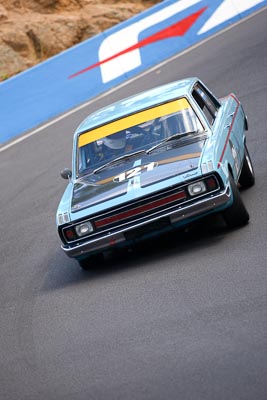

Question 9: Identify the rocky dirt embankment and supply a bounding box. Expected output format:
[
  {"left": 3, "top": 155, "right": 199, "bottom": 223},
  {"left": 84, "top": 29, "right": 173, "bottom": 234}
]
[{"left": 0, "top": 0, "right": 160, "bottom": 81}]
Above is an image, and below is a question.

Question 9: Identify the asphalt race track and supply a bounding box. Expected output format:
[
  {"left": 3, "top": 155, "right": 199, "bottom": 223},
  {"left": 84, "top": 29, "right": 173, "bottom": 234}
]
[{"left": 1, "top": 8, "right": 267, "bottom": 400}]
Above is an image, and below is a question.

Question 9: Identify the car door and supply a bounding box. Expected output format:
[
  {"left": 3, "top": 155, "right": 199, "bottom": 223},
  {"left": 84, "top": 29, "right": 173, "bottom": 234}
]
[{"left": 192, "top": 82, "right": 242, "bottom": 180}]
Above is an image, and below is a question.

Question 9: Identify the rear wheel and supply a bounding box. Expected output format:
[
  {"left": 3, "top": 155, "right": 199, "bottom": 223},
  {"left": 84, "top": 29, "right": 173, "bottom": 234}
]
[
  {"left": 238, "top": 144, "right": 255, "bottom": 188},
  {"left": 78, "top": 253, "right": 104, "bottom": 271},
  {"left": 223, "top": 173, "right": 249, "bottom": 228}
]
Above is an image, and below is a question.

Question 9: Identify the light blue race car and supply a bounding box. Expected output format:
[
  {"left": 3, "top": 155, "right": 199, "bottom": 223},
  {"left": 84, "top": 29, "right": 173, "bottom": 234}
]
[{"left": 57, "top": 77, "right": 255, "bottom": 269}]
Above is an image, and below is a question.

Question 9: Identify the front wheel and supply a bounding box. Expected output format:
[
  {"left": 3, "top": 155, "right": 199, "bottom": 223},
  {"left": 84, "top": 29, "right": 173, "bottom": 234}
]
[
  {"left": 223, "top": 173, "right": 249, "bottom": 228},
  {"left": 238, "top": 144, "right": 255, "bottom": 188}
]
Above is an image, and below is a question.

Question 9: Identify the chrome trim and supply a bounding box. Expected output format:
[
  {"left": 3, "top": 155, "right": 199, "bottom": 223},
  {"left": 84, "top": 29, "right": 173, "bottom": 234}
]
[{"left": 62, "top": 186, "right": 231, "bottom": 258}]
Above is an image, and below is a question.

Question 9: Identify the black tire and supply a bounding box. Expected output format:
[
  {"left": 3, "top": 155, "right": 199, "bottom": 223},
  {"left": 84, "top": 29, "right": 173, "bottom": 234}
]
[
  {"left": 223, "top": 173, "right": 249, "bottom": 228},
  {"left": 78, "top": 253, "right": 104, "bottom": 271},
  {"left": 238, "top": 144, "right": 255, "bottom": 188}
]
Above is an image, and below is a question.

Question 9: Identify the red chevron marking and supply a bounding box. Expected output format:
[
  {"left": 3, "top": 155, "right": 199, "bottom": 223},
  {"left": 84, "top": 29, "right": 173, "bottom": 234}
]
[{"left": 68, "top": 7, "right": 207, "bottom": 79}]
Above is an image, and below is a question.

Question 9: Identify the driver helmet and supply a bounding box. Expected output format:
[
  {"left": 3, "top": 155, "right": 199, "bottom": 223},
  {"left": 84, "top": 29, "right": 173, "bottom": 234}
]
[{"left": 103, "top": 131, "right": 126, "bottom": 150}]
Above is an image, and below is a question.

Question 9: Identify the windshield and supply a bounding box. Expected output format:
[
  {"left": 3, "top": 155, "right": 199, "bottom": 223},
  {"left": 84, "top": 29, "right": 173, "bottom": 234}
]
[{"left": 77, "top": 98, "right": 203, "bottom": 176}]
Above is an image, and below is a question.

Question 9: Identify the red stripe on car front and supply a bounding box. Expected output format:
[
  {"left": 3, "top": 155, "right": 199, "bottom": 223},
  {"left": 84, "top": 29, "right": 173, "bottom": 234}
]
[{"left": 95, "top": 190, "right": 187, "bottom": 228}]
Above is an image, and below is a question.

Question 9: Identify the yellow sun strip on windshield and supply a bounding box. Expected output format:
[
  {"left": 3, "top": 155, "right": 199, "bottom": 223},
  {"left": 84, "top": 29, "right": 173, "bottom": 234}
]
[{"left": 78, "top": 98, "right": 190, "bottom": 148}]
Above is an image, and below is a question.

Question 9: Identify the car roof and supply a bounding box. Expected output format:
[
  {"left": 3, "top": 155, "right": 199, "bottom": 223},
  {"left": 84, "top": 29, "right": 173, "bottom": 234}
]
[{"left": 75, "top": 77, "right": 198, "bottom": 136}]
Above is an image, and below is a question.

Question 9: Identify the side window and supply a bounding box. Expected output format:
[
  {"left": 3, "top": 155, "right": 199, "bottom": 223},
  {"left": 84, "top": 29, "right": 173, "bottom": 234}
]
[{"left": 192, "top": 84, "right": 219, "bottom": 125}]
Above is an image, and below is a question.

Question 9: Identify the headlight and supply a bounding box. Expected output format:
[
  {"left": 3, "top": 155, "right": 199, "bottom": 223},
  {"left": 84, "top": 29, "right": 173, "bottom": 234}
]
[
  {"left": 75, "top": 222, "right": 94, "bottom": 237},
  {"left": 188, "top": 181, "right": 207, "bottom": 196}
]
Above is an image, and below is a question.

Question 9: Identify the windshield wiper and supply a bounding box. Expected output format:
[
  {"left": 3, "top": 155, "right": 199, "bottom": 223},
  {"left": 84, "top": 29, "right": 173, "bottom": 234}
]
[
  {"left": 93, "top": 150, "right": 145, "bottom": 174},
  {"left": 146, "top": 131, "right": 202, "bottom": 154}
]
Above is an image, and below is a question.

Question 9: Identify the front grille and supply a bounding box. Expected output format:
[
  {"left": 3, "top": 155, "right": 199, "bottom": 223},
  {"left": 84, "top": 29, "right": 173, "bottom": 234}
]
[
  {"left": 61, "top": 174, "right": 221, "bottom": 245},
  {"left": 94, "top": 187, "right": 187, "bottom": 230}
]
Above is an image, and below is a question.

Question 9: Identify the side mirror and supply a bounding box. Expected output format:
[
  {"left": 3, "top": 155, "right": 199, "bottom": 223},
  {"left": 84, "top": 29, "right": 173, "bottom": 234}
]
[{"left": 60, "top": 168, "right": 72, "bottom": 180}]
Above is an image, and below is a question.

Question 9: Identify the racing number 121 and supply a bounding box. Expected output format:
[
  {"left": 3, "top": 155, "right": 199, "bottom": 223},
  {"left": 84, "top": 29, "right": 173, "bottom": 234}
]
[{"left": 114, "top": 162, "right": 156, "bottom": 182}]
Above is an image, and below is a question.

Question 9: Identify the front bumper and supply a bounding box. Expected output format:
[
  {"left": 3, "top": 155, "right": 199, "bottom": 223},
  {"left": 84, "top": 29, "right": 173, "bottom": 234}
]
[{"left": 61, "top": 186, "right": 231, "bottom": 259}]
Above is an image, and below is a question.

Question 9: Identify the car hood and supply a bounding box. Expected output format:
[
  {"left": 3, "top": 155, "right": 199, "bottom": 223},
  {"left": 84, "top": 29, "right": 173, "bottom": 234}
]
[{"left": 71, "top": 139, "right": 206, "bottom": 213}]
